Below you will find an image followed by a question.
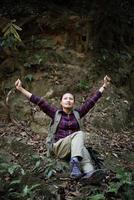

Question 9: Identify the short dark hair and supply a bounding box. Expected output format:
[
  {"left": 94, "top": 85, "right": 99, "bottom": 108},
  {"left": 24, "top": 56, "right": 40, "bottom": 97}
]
[{"left": 60, "top": 92, "right": 75, "bottom": 101}]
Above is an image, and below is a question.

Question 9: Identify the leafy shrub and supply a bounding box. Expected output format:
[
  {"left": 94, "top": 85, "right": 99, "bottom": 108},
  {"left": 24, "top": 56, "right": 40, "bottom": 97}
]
[
  {"left": 76, "top": 80, "right": 89, "bottom": 91},
  {"left": 77, "top": 167, "right": 133, "bottom": 200},
  {"left": 45, "top": 159, "right": 69, "bottom": 178},
  {"left": 24, "top": 74, "right": 34, "bottom": 82},
  {"left": 2, "top": 19, "right": 22, "bottom": 48},
  {"left": 0, "top": 156, "right": 41, "bottom": 200}
]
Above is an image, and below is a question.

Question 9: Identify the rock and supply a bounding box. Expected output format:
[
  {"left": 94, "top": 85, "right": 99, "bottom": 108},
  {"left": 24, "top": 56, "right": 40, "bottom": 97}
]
[
  {"left": 30, "top": 122, "right": 48, "bottom": 137},
  {"left": 44, "top": 89, "right": 54, "bottom": 98},
  {"left": 30, "top": 111, "right": 50, "bottom": 136},
  {"left": 10, "top": 97, "right": 32, "bottom": 121},
  {"left": 33, "top": 111, "right": 50, "bottom": 126}
]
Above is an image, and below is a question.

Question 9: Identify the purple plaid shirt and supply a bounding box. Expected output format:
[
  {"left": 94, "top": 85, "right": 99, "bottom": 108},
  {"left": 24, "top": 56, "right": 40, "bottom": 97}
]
[{"left": 30, "top": 91, "right": 102, "bottom": 142}]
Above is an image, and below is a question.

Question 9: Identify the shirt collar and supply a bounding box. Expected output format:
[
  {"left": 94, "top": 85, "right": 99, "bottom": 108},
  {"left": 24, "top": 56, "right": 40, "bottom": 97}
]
[{"left": 59, "top": 108, "right": 74, "bottom": 115}]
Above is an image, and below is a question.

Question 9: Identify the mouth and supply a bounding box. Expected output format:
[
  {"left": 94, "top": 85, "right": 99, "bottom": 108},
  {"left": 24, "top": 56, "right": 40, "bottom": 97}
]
[{"left": 65, "top": 103, "right": 72, "bottom": 106}]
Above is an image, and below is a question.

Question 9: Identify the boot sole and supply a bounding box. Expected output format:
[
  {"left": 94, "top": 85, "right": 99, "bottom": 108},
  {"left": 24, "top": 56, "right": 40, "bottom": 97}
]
[{"left": 80, "top": 169, "right": 106, "bottom": 185}]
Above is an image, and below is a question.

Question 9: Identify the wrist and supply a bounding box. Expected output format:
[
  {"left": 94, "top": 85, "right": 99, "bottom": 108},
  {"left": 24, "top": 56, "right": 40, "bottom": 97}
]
[
  {"left": 18, "top": 86, "right": 23, "bottom": 92},
  {"left": 99, "top": 86, "right": 105, "bottom": 93},
  {"left": 102, "top": 84, "right": 107, "bottom": 89}
]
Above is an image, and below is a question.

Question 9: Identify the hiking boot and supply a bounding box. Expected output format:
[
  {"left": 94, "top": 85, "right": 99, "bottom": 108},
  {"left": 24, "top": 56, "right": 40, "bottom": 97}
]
[
  {"left": 70, "top": 158, "right": 82, "bottom": 179},
  {"left": 81, "top": 169, "right": 106, "bottom": 184}
]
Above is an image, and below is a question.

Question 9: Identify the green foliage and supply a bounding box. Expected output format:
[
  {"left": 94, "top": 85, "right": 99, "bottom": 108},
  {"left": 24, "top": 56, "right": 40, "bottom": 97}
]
[
  {"left": 87, "top": 194, "right": 105, "bottom": 200},
  {"left": 82, "top": 168, "right": 134, "bottom": 200},
  {"left": 106, "top": 169, "right": 134, "bottom": 200},
  {"left": 76, "top": 80, "right": 89, "bottom": 91},
  {"left": 23, "top": 52, "right": 48, "bottom": 69},
  {"left": 2, "top": 19, "right": 22, "bottom": 48},
  {"left": 29, "top": 154, "right": 69, "bottom": 178},
  {"left": 34, "top": 54, "right": 43, "bottom": 64},
  {"left": 94, "top": 49, "right": 132, "bottom": 68},
  {"left": 47, "top": 51, "right": 67, "bottom": 63},
  {"left": 21, "top": 184, "right": 40, "bottom": 198},
  {"left": 0, "top": 157, "right": 41, "bottom": 200},
  {"left": 0, "top": 162, "right": 25, "bottom": 176},
  {"left": 24, "top": 74, "right": 34, "bottom": 82},
  {"left": 30, "top": 36, "right": 54, "bottom": 49},
  {"left": 30, "top": 154, "right": 42, "bottom": 174},
  {"left": 44, "top": 158, "right": 69, "bottom": 178},
  {"left": 116, "top": 168, "right": 133, "bottom": 185}
]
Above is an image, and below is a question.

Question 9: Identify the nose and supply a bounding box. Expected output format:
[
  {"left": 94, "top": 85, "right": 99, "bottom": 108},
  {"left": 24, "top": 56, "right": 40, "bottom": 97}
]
[{"left": 66, "top": 99, "right": 70, "bottom": 103}]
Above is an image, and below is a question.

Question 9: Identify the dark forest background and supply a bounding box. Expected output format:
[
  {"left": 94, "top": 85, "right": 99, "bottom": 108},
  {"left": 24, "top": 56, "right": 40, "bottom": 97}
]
[{"left": 0, "top": 0, "right": 134, "bottom": 50}]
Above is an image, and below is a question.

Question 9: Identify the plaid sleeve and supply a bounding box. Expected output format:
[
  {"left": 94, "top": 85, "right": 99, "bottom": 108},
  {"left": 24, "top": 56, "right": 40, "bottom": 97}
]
[
  {"left": 76, "top": 91, "right": 102, "bottom": 118},
  {"left": 30, "top": 94, "right": 57, "bottom": 119}
]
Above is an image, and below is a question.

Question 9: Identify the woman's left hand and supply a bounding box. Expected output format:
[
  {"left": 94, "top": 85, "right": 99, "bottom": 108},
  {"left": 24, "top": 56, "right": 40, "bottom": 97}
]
[{"left": 103, "top": 75, "right": 111, "bottom": 88}]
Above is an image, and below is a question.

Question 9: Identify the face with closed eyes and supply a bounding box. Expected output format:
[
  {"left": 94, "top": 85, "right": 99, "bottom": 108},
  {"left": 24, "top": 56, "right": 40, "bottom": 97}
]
[{"left": 60, "top": 93, "right": 75, "bottom": 110}]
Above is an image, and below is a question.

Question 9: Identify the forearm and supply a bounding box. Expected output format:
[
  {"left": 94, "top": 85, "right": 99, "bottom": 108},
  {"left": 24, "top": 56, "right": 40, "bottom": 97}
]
[
  {"left": 99, "top": 84, "right": 106, "bottom": 93},
  {"left": 18, "top": 87, "right": 32, "bottom": 99}
]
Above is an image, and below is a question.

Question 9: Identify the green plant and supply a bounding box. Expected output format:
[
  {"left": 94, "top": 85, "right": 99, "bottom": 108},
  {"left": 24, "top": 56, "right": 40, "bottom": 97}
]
[
  {"left": 88, "top": 194, "right": 105, "bottom": 200},
  {"left": 34, "top": 54, "right": 43, "bottom": 64},
  {"left": 76, "top": 80, "right": 89, "bottom": 91},
  {"left": 24, "top": 74, "right": 34, "bottom": 82},
  {"left": 44, "top": 158, "right": 69, "bottom": 178},
  {"left": 2, "top": 19, "right": 22, "bottom": 48},
  {"left": 0, "top": 158, "right": 41, "bottom": 200},
  {"left": 106, "top": 169, "right": 134, "bottom": 195},
  {"left": 30, "top": 154, "right": 42, "bottom": 174},
  {"left": 83, "top": 168, "right": 134, "bottom": 200}
]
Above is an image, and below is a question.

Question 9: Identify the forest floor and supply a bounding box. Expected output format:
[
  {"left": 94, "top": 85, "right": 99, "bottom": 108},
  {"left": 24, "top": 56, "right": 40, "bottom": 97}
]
[{"left": 0, "top": 120, "right": 133, "bottom": 200}]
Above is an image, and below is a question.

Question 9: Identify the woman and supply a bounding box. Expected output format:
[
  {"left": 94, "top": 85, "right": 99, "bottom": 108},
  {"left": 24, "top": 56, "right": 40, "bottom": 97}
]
[{"left": 15, "top": 75, "right": 111, "bottom": 181}]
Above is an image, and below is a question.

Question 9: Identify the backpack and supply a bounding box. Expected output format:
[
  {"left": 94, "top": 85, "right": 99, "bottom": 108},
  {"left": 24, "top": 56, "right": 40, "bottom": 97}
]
[
  {"left": 46, "top": 110, "right": 82, "bottom": 157},
  {"left": 87, "top": 147, "right": 104, "bottom": 169}
]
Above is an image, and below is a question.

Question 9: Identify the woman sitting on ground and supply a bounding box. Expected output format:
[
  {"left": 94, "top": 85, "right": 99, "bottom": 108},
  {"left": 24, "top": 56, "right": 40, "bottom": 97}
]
[{"left": 15, "top": 75, "right": 111, "bottom": 181}]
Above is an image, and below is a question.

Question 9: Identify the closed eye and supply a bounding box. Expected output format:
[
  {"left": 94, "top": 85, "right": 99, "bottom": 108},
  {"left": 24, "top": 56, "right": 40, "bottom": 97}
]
[{"left": 63, "top": 97, "right": 74, "bottom": 100}]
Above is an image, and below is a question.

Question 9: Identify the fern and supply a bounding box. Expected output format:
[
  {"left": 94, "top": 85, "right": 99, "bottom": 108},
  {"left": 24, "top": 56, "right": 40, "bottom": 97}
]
[
  {"left": 2, "top": 19, "right": 22, "bottom": 48},
  {"left": 2, "top": 19, "right": 22, "bottom": 41},
  {"left": 88, "top": 193, "right": 105, "bottom": 200}
]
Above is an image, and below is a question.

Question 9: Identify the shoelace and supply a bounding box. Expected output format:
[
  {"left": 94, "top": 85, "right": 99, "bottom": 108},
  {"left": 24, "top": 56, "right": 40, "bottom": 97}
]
[{"left": 71, "top": 160, "right": 81, "bottom": 175}]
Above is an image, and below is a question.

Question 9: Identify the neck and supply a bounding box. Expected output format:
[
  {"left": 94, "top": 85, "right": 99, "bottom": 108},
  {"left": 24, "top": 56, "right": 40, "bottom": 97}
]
[{"left": 63, "top": 107, "right": 73, "bottom": 114}]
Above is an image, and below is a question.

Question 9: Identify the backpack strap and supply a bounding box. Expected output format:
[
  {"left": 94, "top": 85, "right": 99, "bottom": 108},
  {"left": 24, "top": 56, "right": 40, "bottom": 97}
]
[
  {"left": 50, "top": 110, "right": 62, "bottom": 136},
  {"left": 73, "top": 110, "right": 83, "bottom": 130},
  {"left": 46, "top": 110, "right": 62, "bottom": 157}
]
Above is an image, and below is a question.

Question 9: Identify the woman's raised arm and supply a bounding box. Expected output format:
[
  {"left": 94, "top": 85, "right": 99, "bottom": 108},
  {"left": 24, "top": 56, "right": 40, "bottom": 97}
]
[
  {"left": 76, "top": 75, "right": 111, "bottom": 118},
  {"left": 15, "top": 79, "right": 32, "bottom": 99},
  {"left": 15, "top": 79, "right": 57, "bottom": 118}
]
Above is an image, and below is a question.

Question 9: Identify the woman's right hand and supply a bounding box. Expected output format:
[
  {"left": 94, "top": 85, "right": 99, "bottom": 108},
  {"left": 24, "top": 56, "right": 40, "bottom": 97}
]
[
  {"left": 15, "top": 79, "right": 32, "bottom": 98},
  {"left": 15, "top": 79, "right": 22, "bottom": 91},
  {"left": 103, "top": 75, "right": 111, "bottom": 88}
]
